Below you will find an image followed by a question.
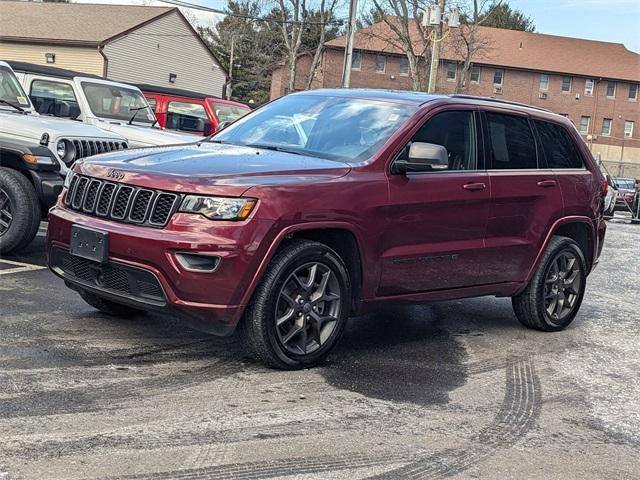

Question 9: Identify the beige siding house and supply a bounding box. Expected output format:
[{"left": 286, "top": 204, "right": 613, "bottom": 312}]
[{"left": 0, "top": 1, "right": 226, "bottom": 96}]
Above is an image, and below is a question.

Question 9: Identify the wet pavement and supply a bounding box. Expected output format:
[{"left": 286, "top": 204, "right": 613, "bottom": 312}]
[{"left": 0, "top": 219, "right": 639, "bottom": 479}]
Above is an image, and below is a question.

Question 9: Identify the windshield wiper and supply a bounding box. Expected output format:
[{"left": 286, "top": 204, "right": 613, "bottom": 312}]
[
  {"left": 246, "top": 143, "right": 310, "bottom": 157},
  {"left": 0, "top": 99, "right": 25, "bottom": 112},
  {"left": 128, "top": 106, "right": 151, "bottom": 125}
]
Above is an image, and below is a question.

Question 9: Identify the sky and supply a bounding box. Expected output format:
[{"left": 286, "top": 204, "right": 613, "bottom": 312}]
[{"left": 72, "top": 0, "right": 640, "bottom": 53}]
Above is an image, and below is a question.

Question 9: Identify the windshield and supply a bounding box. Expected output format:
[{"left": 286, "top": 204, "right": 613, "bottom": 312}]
[
  {"left": 81, "top": 81, "right": 155, "bottom": 124},
  {"left": 0, "top": 65, "right": 32, "bottom": 110},
  {"left": 212, "top": 102, "right": 251, "bottom": 124},
  {"left": 614, "top": 178, "right": 636, "bottom": 190},
  {"left": 212, "top": 94, "right": 417, "bottom": 162}
]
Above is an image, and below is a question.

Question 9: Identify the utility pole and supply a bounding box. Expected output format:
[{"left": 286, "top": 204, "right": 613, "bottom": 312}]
[
  {"left": 340, "top": 0, "right": 358, "bottom": 88},
  {"left": 226, "top": 34, "right": 237, "bottom": 100},
  {"left": 427, "top": 0, "right": 446, "bottom": 94}
]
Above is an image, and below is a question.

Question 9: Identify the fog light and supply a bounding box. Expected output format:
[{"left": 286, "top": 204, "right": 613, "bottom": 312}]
[{"left": 175, "top": 252, "right": 220, "bottom": 272}]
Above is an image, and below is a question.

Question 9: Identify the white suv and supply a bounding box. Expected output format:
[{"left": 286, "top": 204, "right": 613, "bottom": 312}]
[{"left": 11, "top": 61, "right": 199, "bottom": 148}]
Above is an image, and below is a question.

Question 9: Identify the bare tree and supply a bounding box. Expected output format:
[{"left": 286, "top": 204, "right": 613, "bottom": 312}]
[
  {"left": 305, "top": 0, "right": 339, "bottom": 89},
  {"left": 278, "top": 0, "right": 307, "bottom": 92}
]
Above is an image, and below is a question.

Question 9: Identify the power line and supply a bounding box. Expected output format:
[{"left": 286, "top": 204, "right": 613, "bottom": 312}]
[{"left": 158, "top": 0, "right": 347, "bottom": 27}]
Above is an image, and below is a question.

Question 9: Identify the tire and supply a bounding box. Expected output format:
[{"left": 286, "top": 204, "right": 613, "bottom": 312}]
[
  {"left": 604, "top": 202, "right": 615, "bottom": 218},
  {"left": 0, "top": 167, "right": 41, "bottom": 254},
  {"left": 512, "top": 236, "right": 586, "bottom": 332},
  {"left": 238, "top": 239, "right": 352, "bottom": 370},
  {"left": 78, "top": 289, "right": 146, "bottom": 317}
]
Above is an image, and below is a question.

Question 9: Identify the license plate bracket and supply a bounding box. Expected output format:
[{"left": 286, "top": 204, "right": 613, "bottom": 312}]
[{"left": 69, "top": 225, "right": 109, "bottom": 264}]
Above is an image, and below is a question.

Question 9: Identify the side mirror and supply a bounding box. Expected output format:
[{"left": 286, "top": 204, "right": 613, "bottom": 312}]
[
  {"left": 393, "top": 142, "right": 449, "bottom": 174},
  {"left": 216, "top": 121, "right": 231, "bottom": 133}
]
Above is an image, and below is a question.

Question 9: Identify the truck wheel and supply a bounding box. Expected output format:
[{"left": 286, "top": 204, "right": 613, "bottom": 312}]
[
  {"left": 78, "top": 289, "right": 146, "bottom": 317},
  {"left": 238, "top": 239, "right": 351, "bottom": 369},
  {"left": 512, "top": 236, "right": 586, "bottom": 332},
  {"left": 0, "top": 167, "right": 41, "bottom": 254}
]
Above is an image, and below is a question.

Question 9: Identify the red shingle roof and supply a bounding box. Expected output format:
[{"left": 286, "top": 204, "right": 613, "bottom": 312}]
[{"left": 325, "top": 19, "right": 640, "bottom": 82}]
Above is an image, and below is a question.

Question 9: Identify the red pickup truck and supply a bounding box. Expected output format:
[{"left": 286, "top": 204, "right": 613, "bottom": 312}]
[{"left": 138, "top": 84, "right": 251, "bottom": 136}]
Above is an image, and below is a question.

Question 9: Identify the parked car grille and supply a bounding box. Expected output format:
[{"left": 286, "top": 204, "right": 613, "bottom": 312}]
[
  {"left": 68, "top": 138, "right": 128, "bottom": 162},
  {"left": 50, "top": 247, "right": 166, "bottom": 306},
  {"left": 64, "top": 174, "right": 180, "bottom": 228}
]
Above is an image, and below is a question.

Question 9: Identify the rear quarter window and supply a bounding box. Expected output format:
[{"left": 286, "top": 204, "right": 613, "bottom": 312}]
[{"left": 533, "top": 119, "right": 584, "bottom": 169}]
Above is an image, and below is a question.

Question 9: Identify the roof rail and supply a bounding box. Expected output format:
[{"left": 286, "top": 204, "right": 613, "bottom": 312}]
[{"left": 450, "top": 94, "right": 553, "bottom": 113}]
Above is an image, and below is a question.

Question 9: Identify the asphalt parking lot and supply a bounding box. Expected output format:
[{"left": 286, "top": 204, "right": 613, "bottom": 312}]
[{"left": 1, "top": 219, "right": 639, "bottom": 480}]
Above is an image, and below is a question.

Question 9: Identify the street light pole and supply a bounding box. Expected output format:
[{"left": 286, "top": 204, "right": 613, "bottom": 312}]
[
  {"left": 226, "top": 34, "right": 239, "bottom": 100},
  {"left": 341, "top": 0, "right": 358, "bottom": 88}
]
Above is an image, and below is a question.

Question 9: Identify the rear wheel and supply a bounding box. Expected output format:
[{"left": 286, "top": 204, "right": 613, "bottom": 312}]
[
  {"left": 0, "top": 167, "right": 40, "bottom": 254},
  {"left": 238, "top": 239, "right": 351, "bottom": 369},
  {"left": 512, "top": 236, "right": 586, "bottom": 331},
  {"left": 78, "top": 289, "right": 146, "bottom": 317}
]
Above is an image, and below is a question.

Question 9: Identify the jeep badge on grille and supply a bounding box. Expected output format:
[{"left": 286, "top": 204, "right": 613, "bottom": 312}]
[{"left": 106, "top": 169, "right": 125, "bottom": 181}]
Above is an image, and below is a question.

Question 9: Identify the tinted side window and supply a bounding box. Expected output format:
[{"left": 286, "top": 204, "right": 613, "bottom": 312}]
[
  {"left": 533, "top": 120, "right": 584, "bottom": 169},
  {"left": 30, "top": 79, "right": 80, "bottom": 119},
  {"left": 485, "top": 112, "right": 537, "bottom": 169},
  {"left": 399, "top": 111, "right": 477, "bottom": 171}
]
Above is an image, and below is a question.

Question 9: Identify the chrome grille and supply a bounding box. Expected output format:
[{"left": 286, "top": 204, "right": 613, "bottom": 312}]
[
  {"left": 65, "top": 174, "right": 179, "bottom": 228},
  {"left": 70, "top": 138, "right": 128, "bottom": 162}
]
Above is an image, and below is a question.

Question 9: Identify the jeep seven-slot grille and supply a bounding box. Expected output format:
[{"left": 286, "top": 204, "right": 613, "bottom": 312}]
[
  {"left": 65, "top": 174, "right": 180, "bottom": 228},
  {"left": 70, "top": 139, "right": 128, "bottom": 161}
]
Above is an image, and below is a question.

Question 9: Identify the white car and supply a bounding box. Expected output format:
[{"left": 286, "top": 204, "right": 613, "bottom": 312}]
[{"left": 11, "top": 61, "right": 200, "bottom": 148}]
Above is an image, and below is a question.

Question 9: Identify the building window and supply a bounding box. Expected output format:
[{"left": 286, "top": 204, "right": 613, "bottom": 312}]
[
  {"left": 629, "top": 84, "right": 638, "bottom": 101},
  {"left": 601, "top": 118, "right": 612, "bottom": 136},
  {"left": 447, "top": 62, "right": 457, "bottom": 81},
  {"left": 606, "top": 81, "right": 616, "bottom": 98},
  {"left": 579, "top": 116, "right": 590, "bottom": 134},
  {"left": 470, "top": 65, "right": 480, "bottom": 83},
  {"left": 375, "top": 54, "right": 386, "bottom": 73},
  {"left": 584, "top": 79, "right": 594, "bottom": 96},
  {"left": 539, "top": 74, "right": 550, "bottom": 91},
  {"left": 561, "top": 76, "right": 571, "bottom": 93},
  {"left": 624, "top": 120, "right": 634, "bottom": 138},
  {"left": 493, "top": 69, "right": 504, "bottom": 86},
  {"left": 399, "top": 57, "right": 409, "bottom": 75},
  {"left": 351, "top": 51, "right": 362, "bottom": 70}
]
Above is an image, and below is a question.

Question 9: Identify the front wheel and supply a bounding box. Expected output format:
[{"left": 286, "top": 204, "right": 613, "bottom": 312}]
[
  {"left": 238, "top": 239, "right": 351, "bottom": 369},
  {"left": 512, "top": 236, "right": 586, "bottom": 331},
  {"left": 0, "top": 167, "right": 41, "bottom": 254}
]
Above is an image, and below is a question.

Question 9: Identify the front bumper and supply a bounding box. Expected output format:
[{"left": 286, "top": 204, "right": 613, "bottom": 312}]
[{"left": 47, "top": 204, "right": 276, "bottom": 335}]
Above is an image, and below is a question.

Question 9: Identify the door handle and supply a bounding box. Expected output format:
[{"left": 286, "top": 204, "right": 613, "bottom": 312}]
[
  {"left": 537, "top": 179, "right": 557, "bottom": 188},
  {"left": 463, "top": 182, "right": 486, "bottom": 191}
]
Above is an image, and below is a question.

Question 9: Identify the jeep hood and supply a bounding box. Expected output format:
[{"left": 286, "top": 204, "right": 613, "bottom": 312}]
[
  {"left": 0, "top": 111, "right": 124, "bottom": 141},
  {"left": 76, "top": 143, "right": 352, "bottom": 196},
  {"left": 94, "top": 122, "right": 201, "bottom": 148}
]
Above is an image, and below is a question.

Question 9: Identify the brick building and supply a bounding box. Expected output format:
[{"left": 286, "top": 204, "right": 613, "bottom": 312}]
[{"left": 270, "top": 19, "right": 640, "bottom": 175}]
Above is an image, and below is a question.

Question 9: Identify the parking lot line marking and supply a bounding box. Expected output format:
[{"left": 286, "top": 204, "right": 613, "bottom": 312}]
[{"left": 0, "top": 259, "right": 46, "bottom": 275}]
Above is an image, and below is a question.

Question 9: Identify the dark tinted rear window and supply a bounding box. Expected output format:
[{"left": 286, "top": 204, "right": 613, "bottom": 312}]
[
  {"left": 485, "top": 112, "right": 537, "bottom": 169},
  {"left": 534, "top": 120, "right": 584, "bottom": 169}
]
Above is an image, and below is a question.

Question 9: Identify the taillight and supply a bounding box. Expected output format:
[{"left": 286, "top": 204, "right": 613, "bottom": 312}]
[{"left": 600, "top": 179, "right": 608, "bottom": 196}]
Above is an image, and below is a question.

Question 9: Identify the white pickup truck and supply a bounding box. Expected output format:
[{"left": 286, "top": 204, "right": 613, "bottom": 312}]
[
  {"left": 10, "top": 61, "right": 199, "bottom": 148},
  {"left": 0, "top": 61, "right": 128, "bottom": 253}
]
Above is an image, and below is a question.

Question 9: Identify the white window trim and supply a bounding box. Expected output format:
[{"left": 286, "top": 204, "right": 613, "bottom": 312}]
[
  {"left": 601, "top": 118, "right": 612, "bottom": 136},
  {"left": 470, "top": 66, "right": 480, "bottom": 84},
  {"left": 561, "top": 76, "right": 572, "bottom": 94},
  {"left": 584, "top": 79, "right": 594, "bottom": 96},
  {"left": 579, "top": 116, "right": 591, "bottom": 134},
  {"left": 446, "top": 63, "right": 457, "bottom": 82},
  {"left": 539, "top": 74, "right": 550, "bottom": 91},
  {"left": 399, "top": 58, "right": 409, "bottom": 76},
  {"left": 606, "top": 81, "right": 616, "bottom": 99},
  {"left": 351, "top": 52, "right": 362, "bottom": 71},
  {"left": 493, "top": 69, "right": 504, "bottom": 86},
  {"left": 624, "top": 121, "right": 634, "bottom": 138},
  {"left": 629, "top": 84, "right": 638, "bottom": 102}
]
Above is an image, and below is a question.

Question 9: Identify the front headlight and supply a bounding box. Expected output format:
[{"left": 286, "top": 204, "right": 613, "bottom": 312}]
[
  {"left": 63, "top": 169, "right": 75, "bottom": 189},
  {"left": 179, "top": 196, "right": 256, "bottom": 220},
  {"left": 56, "top": 140, "right": 66, "bottom": 159}
]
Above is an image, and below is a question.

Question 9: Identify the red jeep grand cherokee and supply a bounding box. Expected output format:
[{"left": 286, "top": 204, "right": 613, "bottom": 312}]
[{"left": 47, "top": 90, "right": 607, "bottom": 369}]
